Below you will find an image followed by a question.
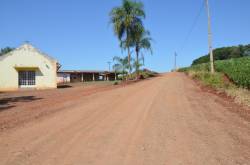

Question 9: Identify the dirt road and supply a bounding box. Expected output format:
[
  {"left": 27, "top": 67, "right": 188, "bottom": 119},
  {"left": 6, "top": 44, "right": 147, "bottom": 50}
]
[{"left": 0, "top": 73, "right": 249, "bottom": 165}]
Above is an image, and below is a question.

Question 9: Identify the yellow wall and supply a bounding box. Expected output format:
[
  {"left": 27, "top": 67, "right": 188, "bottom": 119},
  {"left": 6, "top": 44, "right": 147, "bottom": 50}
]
[{"left": 0, "top": 44, "right": 57, "bottom": 91}]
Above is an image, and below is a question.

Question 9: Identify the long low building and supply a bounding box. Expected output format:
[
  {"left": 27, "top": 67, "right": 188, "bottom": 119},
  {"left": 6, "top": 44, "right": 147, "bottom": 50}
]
[{"left": 57, "top": 70, "right": 118, "bottom": 83}]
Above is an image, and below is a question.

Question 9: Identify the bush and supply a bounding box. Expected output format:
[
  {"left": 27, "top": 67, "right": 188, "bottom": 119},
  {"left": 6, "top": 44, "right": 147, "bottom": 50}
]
[
  {"left": 113, "top": 81, "right": 119, "bottom": 85},
  {"left": 130, "top": 69, "right": 158, "bottom": 80},
  {"left": 177, "top": 67, "right": 189, "bottom": 72}
]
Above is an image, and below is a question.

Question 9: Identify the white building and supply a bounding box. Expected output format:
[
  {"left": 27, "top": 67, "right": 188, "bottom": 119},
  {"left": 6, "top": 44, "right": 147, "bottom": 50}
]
[
  {"left": 0, "top": 43, "right": 58, "bottom": 91},
  {"left": 57, "top": 70, "right": 117, "bottom": 83},
  {"left": 57, "top": 72, "right": 71, "bottom": 84}
]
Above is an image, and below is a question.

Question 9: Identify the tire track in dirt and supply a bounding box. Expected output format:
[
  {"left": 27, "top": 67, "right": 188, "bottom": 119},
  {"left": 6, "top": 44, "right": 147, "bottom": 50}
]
[{"left": 0, "top": 73, "right": 249, "bottom": 165}]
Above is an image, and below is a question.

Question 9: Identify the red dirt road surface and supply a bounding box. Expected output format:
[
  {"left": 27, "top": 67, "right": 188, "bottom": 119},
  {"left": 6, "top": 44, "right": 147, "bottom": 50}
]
[{"left": 0, "top": 73, "right": 249, "bottom": 165}]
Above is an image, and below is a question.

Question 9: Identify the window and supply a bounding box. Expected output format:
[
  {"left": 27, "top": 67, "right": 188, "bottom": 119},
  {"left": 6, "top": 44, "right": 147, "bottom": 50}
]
[{"left": 18, "top": 71, "right": 36, "bottom": 86}]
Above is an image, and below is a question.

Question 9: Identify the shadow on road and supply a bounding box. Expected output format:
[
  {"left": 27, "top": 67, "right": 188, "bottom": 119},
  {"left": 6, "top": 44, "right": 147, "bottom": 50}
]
[
  {"left": 57, "top": 84, "right": 73, "bottom": 89},
  {"left": 0, "top": 96, "right": 42, "bottom": 111}
]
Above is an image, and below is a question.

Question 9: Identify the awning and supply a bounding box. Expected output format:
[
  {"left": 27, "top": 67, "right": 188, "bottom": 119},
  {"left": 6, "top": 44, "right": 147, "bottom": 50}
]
[{"left": 14, "top": 66, "right": 39, "bottom": 70}]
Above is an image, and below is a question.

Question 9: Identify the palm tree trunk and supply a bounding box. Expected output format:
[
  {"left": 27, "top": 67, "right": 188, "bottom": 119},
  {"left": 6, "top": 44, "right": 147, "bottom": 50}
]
[
  {"left": 122, "top": 69, "right": 125, "bottom": 81},
  {"left": 136, "top": 49, "right": 139, "bottom": 80},
  {"left": 126, "top": 27, "right": 131, "bottom": 79},
  {"left": 127, "top": 47, "right": 131, "bottom": 78}
]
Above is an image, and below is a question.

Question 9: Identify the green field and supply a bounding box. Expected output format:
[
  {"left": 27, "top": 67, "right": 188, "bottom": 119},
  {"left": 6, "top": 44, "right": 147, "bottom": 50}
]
[{"left": 179, "top": 57, "right": 250, "bottom": 89}]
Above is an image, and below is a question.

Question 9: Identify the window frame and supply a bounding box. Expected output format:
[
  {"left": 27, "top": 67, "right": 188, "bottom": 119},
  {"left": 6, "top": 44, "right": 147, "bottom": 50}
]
[{"left": 18, "top": 70, "right": 36, "bottom": 87}]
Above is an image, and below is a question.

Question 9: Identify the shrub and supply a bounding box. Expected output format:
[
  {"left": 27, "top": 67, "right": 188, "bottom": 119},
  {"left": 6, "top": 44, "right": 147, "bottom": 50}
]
[
  {"left": 130, "top": 69, "right": 158, "bottom": 80},
  {"left": 113, "top": 81, "right": 119, "bottom": 85}
]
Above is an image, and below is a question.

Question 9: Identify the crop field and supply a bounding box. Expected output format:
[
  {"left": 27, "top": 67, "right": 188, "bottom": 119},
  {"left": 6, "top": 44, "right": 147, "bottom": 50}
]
[{"left": 179, "top": 56, "right": 250, "bottom": 88}]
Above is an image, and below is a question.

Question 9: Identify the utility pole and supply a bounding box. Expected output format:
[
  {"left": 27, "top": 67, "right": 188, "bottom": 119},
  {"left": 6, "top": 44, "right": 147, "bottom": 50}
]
[
  {"left": 174, "top": 52, "right": 177, "bottom": 71},
  {"left": 107, "top": 61, "right": 111, "bottom": 72},
  {"left": 205, "top": 0, "right": 215, "bottom": 73}
]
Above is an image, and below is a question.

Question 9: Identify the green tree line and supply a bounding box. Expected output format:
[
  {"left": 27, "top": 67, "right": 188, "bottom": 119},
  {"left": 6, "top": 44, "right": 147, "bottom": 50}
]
[
  {"left": 0, "top": 47, "right": 14, "bottom": 56},
  {"left": 192, "top": 44, "right": 250, "bottom": 65}
]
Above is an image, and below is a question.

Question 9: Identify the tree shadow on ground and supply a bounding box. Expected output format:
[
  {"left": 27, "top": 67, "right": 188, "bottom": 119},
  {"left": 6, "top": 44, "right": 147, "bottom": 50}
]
[
  {"left": 0, "top": 96, "right": 42, "bottom": 112},
  {"left": 57, "top": 84, "right": 72, "bottom": 89}
]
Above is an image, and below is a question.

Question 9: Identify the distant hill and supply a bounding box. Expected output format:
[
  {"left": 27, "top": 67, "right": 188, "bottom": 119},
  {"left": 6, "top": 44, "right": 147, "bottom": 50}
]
[{"left": 192, "top": 44, "right": 250, "bottom": 65}]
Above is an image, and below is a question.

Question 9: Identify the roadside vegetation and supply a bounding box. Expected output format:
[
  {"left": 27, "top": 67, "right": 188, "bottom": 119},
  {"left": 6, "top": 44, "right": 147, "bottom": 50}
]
[
  {"left": 130, "top": 69, "right": 158, "bottom": 80},
  {"left": 112, "top": 55, "right": 157, "bottom": 82},
  {"left": 110, "top": 0, "right": 153, "bottom": 80},
  {"left": 192, "top": 44, "right": 250, "bottom": 65},
  {"left": 0, "top": 47, "right": 14, "bottom": 56},
  {"left": 179, "top": 56, "right": 250, "bottom": 107},
  {"left": 113, "top": 56, "right": 129, "bottom": 80}
]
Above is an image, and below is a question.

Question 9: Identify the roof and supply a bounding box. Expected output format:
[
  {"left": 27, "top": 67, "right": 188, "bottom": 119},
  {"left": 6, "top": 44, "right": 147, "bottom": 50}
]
[
  {"left": 58, "top": 70, "right": 115, "bottom": 74},
  {"left": 0, "top": 43, "right": 58, "bottom": 63}
]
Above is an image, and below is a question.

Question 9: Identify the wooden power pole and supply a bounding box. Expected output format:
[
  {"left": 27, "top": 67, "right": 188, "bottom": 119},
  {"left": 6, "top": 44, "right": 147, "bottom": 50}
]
[
  {"left": 107, "top": 61, "right": 111, "bottom": 72},
  {"left": 205, "top": 0, "right": 215, "bottom": 73},
  {"left": 174, "top": 52, "right": 177, "bottom": 71}
]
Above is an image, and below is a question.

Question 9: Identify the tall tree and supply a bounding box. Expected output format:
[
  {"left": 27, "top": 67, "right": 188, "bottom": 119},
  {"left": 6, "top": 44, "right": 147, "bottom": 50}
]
[
  {"left": 132, "top": 55, "right": 143, "bottom": 75},
  {"left": 134, "top": 28, "right": 152, "bottom": 79},
  {"left": 110, "top": 0, "right": 145, "bottom": 75},
  {"left": 113, "top": 56, "right": 130, "bottom": 80}
]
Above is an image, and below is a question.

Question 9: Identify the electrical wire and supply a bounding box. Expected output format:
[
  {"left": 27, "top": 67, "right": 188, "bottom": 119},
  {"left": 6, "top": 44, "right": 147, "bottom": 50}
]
[{"left": 179, "top": 0, "right": 205, "bottom": 53}]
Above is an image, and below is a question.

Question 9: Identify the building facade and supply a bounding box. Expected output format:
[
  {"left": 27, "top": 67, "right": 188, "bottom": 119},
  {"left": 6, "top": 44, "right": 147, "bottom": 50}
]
[
  {"left": 0, "top": 44, "right": 58, "bottom": 91},
  {"left": 57, "top": 72, "right": 71, "bottom": 84},
  {"left": 57, "top": 70, "right": 117, "bottom": 83}
]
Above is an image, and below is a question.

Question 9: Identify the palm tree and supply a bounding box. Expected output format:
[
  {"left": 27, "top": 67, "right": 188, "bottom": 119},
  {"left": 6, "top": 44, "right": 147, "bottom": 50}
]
[
  {"left": 132, "top": 56, "right": 143, "bottom": 76},
  {"left": 110, "top": 0, "right": 145, "bottom": 75},
  {"left": 134, "top": 29, "right": 152, "bottom": 79},
  {"left": 113, "top": 56, "right": 129, "bottom": 80}
]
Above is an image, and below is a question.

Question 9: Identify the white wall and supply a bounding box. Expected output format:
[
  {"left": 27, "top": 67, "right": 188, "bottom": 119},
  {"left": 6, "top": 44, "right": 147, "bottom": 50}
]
[
  {"left": 0, "top": 44, "right": 57, "bottom": 91},
  {"left": 57, "top": 73, "right": 71, "bottom": 83}
]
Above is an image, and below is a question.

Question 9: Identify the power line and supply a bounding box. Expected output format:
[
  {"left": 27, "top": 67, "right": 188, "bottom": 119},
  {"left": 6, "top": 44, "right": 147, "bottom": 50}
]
[{"left": 179, "top": 0, "right": 205, "bottom": 53}]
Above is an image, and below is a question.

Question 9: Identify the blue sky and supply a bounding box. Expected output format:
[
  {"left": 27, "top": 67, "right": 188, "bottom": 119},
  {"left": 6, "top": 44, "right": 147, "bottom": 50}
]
[{"left": 1, "top": 0, "right": 250, "bottom": 72}]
